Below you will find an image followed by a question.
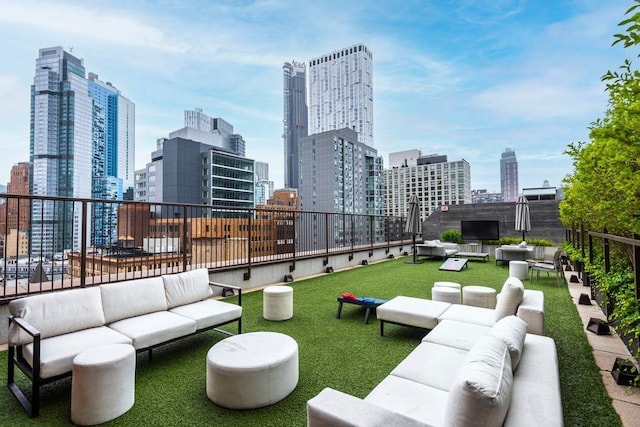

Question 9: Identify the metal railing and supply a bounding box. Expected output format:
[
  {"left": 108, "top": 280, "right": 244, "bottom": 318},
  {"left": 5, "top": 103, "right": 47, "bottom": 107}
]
[{"left": 0, "top": 194, "right": 409, "bottom": 300}]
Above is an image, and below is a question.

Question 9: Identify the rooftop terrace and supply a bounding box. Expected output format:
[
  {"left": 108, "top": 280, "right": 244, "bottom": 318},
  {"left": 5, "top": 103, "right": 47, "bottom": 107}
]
[{"left": 1, "top": 255, "right": 638, "bottom": 425}]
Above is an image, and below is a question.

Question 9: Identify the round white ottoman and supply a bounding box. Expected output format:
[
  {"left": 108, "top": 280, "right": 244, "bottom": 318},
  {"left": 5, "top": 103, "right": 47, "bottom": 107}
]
[
  {"left": 206, "top": 332, "right": 298, "bottom": 409},
  {"left": 432, "top": 287, "right": 461, "bottom": 304},
  {"left": 434, "top": 281, "right": 461, "bottom": 289},
  {"left": 263, "top": 285, "right": 293, "bottom": 320},
  {"left": 509, "top": 261, "right": 529, "bottom": 280},
  {"left": 462, "top": 285, "right": 497, "bottom": 309},
  {"left": 71, "top": 344, "right": 136, "bottom": 426}
]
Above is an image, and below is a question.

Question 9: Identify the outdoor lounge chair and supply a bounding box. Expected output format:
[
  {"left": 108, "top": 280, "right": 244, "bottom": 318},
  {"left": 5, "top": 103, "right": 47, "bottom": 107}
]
[{"left": 529, "top": 248, "right": 563, "bottom": 285}]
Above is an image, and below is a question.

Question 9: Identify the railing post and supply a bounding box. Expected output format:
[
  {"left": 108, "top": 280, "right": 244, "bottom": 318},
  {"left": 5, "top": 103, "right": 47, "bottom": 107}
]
[
  {"left": 182, "top": 205, "right": 188, "bottom": 271},
  {"left": 634, "top": 234, "right": 640, "bottom": 303},
  {"left": 586, "top": 233, "right": 593, "bottom": 287},
  {"left": 603, "top": 228, "right": 612, "bottom": 316},
  {"left": 80, "top": 200, "right": 88, "bottom": 287}
]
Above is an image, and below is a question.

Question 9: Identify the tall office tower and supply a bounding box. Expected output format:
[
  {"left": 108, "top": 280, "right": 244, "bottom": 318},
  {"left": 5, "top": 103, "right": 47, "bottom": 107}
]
[
  {"left": 384, "top": 151, "right": 471, "bottom": 220},
  {"left": 500, "top": 148, "right": 519, "bottom": 202},
  {"left": 184, "top": 108, "right": 245, "bottom": 156},
  {"left": 308, "top": 44, "right": 373, "bottom": 147},
  {"left": 282, "top": 61, "right": 308, "bottom": 189},
  {"left": 88, "top": 73, "right": 135, "bottom": 247},
  {"left": 30, "top": 47, "right": 93, "bottom": 256},
  {"left": 254, "top": 161, "right": 273, "bottom": 205}
]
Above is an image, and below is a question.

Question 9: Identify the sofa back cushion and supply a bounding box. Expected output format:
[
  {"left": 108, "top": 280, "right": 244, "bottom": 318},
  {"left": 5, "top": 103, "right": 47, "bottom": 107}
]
[
  {"left": 100, "top": 277, "right": 167, "bottom": 324},
  {"left": 494, "top": 277, "right": 524, "bottom": 321},
  {"left": 488, "top": 315, "right": 527, "bottom": 371},
  {"left": 443, "top": 335, "right": 513, "bottom": 427},
  {"left": 162, "top": 268, "right": 213, "bottom": 309},
  {"left": 9, "top": 287, "right": 105, "bottom": 345}
]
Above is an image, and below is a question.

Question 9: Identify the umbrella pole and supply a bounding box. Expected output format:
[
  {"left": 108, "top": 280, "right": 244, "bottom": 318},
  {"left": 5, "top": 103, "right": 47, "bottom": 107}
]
[
  {"left": 522, "top": 231, "right": 525, "bottom": 241},
  {"left": 412, "top": 235, "right": 416, "bottom": 263}
]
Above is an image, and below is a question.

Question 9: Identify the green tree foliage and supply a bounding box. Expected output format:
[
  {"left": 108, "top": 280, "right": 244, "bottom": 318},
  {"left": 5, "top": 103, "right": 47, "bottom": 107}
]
[{"left": 561, "top": 1, "right": 640, "bottom": 236}]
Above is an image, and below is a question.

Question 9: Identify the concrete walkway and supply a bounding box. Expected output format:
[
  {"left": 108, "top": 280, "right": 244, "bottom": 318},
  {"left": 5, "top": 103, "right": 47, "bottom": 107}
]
[{"left": 564, "top": 269, "right": 640, "bottom": 425}]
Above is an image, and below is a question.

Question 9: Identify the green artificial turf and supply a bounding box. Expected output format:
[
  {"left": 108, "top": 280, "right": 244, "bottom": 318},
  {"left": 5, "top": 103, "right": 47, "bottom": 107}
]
[{"left": 0, "top": 257, "right": 622, "bottom": 426}]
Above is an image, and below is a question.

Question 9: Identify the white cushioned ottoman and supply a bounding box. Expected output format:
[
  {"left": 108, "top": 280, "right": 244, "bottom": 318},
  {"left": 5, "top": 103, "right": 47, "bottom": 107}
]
[
  {"left": 206, "top": 332, "right": 298, "bottom": 409},
  {"left": 71, "top": 343, "right": 136, "bottom": 425},
  {"left": 377, "top": 296, "right": 451, "bottom": 332}
]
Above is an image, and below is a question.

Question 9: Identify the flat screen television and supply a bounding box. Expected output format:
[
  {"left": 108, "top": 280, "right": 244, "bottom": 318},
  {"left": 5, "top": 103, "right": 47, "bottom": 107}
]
[{"left": 461, "top": 220, "right": 500, "bottom": 241}]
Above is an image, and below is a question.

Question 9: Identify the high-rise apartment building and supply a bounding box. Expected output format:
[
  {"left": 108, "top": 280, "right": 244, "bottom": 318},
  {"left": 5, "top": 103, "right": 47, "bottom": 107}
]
[
  {"left": 282, "top": 61, "right": 308, "bottom": 189},
  {"left": 298, "top": 128, "right": 382, "bottom": 214},
  {"left": 500, "top": 148, "right": 519, "bottom": 202},
  {"left": 384, "top": 151, "right": 471, "bottom": 220},
  {"left": 30, "top": 47, "right": 135, "bottom": 255},
  {"left": 308, "top": 44, "right": 373, "bottom": 147},
  {"left": 184, "top": 108, "right": 245, "bottom": 156}
]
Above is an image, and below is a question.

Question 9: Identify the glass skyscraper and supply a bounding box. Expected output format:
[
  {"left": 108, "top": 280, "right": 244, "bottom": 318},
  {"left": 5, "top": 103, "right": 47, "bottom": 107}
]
[
  {"left": 500, "top": 148, "right": 519, "bottom": 202},
  {"left": 282, "top": 61, "right": 307, "bottom": 189},
  {"left": 30, "top": 47, "right": 135, "bottom": 255}
]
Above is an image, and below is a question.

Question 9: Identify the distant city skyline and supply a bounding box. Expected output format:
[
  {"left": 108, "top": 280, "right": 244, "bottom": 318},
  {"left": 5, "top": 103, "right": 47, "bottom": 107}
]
[{"left": 0, "top": 0, "right": 631, "bottom": 193}]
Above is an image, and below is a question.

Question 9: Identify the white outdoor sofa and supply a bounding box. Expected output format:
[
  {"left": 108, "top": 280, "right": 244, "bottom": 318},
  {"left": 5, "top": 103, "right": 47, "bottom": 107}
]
[
  {"left": 7, "top": 268, "right": 242, "bottom": 417},
  {"left": 416, "top": 240, "right": 459, "bottom": 260},
  {"left": 307, "top": 316, "right": 562, "bottom": 426},
  {"left": 307, "top": 278, "right": 562, "bottom": 426}
]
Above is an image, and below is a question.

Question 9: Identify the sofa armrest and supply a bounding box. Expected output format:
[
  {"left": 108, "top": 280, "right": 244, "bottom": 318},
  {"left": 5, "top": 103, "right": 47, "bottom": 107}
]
[
  {"left": 9, "top": 316, "right": 40, "bottom": 340},
  {"left": 517, "top": 290, "right": 545, "bottom": 335},
  {"left": 209, "top": 281, "right": 242, "bottom": 307},
  {"left": 307, "top": 387, "right": 427, "bottom": 427}
]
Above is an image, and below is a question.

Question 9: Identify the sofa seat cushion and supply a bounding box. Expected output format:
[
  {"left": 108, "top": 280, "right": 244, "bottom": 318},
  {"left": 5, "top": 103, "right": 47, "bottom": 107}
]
[
  {"left": 366, "top": 374, "right": 449, "bottom": 426},
  {"left": 422, "top": 320, "right": 491, "bottom": 351},
  {"left": 22, "top": 326, "right": 132, "bottom": 379},
  {"left": 163, "top": 268, "right": 213, "bottom": 309},
  {"left": 494, "top": 277, "right": 524, "bottom": 321},
  {"left": 100, "top": 277, "right": 168, "bottom": 324},
  {"left": 443, "top": 335, "right": 513, "bottom": 427},
  {"left": 488, "top": 316, "right": 527, "bottom": 371},
  {"left": 170, "top": 299, "right": 242, "bottom": 330},
  {"left": 377, "top": 296, "right": 451, "bottom": 330},
  {"left": 504, "top": 334, "right": 562, "bottom": 427},
  {"left": 438, "top": 304, "right": 496, "bottom": 327},
  {"left": 108, "top": 311, "right": 196, "bottom": 350},
  {"left": 390, "top": 342, "right": 468, "bottom": 392},
  {"left": 9, "top": 287, "right": 106, "bottom": 345}
]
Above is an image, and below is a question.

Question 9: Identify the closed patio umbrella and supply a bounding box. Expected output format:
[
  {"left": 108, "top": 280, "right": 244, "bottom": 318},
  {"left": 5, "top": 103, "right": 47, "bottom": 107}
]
[
  {"left": 405, "top": 194, "right": 421, "bottom": 264},
  {"left": 515, "top": 195, "right": 531, "bottom": 241}
]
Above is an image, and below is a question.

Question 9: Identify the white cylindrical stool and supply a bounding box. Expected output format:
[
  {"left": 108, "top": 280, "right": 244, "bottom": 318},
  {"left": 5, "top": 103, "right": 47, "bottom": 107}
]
[
  {"left": 432, "top": 287, "right": 461, "bottom": 304},
  {"left": 509, "top": 261, "right": 529, "bottom": 281},
  {"left": 434, "top": 281, "right": 461, "bottom": 290},
  {"left": 207, "top": 332, "right": 299, "bottom": 409},
  {"left": 462, "top": 285, "right": 497, "bottom": 309},
  {"left": 71, "top": 344, "right": 136, "bottom": 426},
  {"left": 263, "top": 285, "right": 293, "bottom": 320}
]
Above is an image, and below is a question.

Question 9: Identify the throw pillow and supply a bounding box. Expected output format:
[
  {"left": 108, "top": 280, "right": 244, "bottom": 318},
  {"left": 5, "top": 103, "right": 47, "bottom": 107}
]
[
  {"left": 488, "top": 315, "right": 527, "bottom": 371},
  {"left": 442, "top": 335, "right": 513, "bottom": 427},
  {"left": 494, "top": 277, "right": 524, "bottom": 321}
]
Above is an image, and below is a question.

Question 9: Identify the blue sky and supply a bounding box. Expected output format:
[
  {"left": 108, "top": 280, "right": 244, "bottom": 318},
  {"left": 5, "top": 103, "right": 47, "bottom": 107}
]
[{"left": 0, "top": 0, "right": 631, "bottom": 192}]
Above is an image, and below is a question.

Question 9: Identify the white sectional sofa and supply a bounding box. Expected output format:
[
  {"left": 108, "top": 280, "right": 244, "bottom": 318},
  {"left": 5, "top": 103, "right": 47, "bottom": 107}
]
[
  {"left": 307, "top": 277, "right": 562, "bottom": 426},
  {"left": 416, "top": 240, "right": 459, "bottom": 260},
  {"left": 376, "top": 277, "right": 545, "bottom": 336},
  {"left": 307, "top": 316, "right": 563, "bottom": 426},
  {"left": 7, "top": 268, "right": 242, "bottom": 417}
]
